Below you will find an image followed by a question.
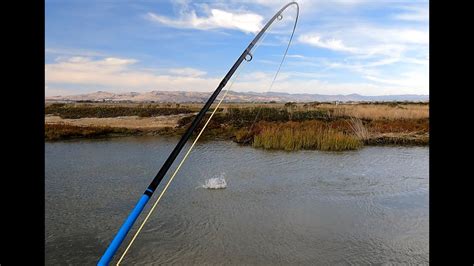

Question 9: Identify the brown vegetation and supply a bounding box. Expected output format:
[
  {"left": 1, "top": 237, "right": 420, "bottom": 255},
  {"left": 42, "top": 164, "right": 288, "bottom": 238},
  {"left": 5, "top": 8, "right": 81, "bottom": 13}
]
[
  {"left": 45, "top": 103, "right": 192, "bottom": 119},
  {"left": 250, "top": 121, "right": 362, "bottom": 151},
  {"left": 45, "top": 102, "right": 429, "bottom": 150},
  {"left": 45, "top": 124, "right": 140, "bottom": 141}
]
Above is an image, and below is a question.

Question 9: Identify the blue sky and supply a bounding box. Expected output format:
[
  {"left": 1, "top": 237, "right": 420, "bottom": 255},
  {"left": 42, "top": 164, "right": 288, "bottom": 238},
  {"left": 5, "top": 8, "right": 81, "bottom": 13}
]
[{"left": 45, "top": 0, "right": 429, "bottom": 96}]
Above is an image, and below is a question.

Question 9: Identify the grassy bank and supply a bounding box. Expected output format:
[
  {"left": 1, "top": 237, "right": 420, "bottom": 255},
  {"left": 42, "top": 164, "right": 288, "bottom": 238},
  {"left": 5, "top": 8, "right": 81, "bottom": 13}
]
[
  {"left": 45, "top": 102, "right": 429, "bottom": 150},
  {"left": 44, "top": 124, "right": 184, "bottom": 141},
  {"left": 45, "top": 103, "right": 192, "bottom": 119},
  {"left": 250, "top": 121, "right": 362, "bottom": 151},
  {"left": 45, "top": 124, "right": 141, "bottom": 141},
  {"left": 232, "top": 118, "right": 427, "bottom": 151}
]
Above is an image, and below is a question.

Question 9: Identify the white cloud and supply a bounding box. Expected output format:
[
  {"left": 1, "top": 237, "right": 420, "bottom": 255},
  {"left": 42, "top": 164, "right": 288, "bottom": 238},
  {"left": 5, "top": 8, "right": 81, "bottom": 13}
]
[
  {"left": 299, "top": 25, "right": 428, "bottom": 56},
  {"left": 393, "top": 6, "right": 429, "bottom": 22},
  {"left": 45, "top": 48, "right": 108, "bottom": 57},
  {"left": 227, "top": 0, "right": 367, "bottom": 12},
  {"left": 45, "top": 56, "right": 220, "bottom": 95},
  {"left": 364, "top": 68, "right": 428, "bottom": 92},
  {"left": 232, "top": 75, "right": 424, "bottom": 95},
  {"left": 168, "top": 67, "right": 207, "bottom": 77},
  {"left": 298, "top": 34, "right": 357, "bottom": 53},
  {"left": 146, "top": 8, "right": 264, "bottom": 34},
  {"left": 45, "top": 0, "right": 429, "bottom": 97},
  {"left": 227, "top": 67, "right": 427, "bottom": 95},
  {"left": 295, "top": 18, "right": 428, "bottom": 95},
  {"left": 364, "top": 27, "right": 428, "bottom": 45},
  {"left": 45, "top": 56, "right": 427, "bottom": 97},
  {"left": 285, "top": 54, "right": 306, "bottom": 59}
]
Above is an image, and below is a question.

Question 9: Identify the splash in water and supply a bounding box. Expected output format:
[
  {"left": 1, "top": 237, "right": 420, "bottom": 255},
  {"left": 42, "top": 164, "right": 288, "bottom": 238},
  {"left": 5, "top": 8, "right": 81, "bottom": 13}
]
[{"left": 202, "top": 174, "right": 227, "bottom": 189}]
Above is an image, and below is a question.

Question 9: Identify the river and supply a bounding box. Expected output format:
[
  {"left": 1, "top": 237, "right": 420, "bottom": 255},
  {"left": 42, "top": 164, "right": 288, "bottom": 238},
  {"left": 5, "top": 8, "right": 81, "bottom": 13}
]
[{"left": 45, "top": 136, "right": 429, "bottom": 265}]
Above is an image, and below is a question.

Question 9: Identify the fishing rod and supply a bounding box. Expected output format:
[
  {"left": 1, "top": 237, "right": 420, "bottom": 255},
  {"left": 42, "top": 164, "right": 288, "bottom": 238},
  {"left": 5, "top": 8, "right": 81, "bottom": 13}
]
[{"left": 98, "top": 2, "right": 299, "bottom": 265}]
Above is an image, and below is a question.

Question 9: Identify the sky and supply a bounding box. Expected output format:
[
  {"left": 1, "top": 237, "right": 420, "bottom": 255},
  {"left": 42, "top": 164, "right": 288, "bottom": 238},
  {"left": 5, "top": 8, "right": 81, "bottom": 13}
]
[{"left": 45, "top": 0, "right": 429, "bottom": 96}]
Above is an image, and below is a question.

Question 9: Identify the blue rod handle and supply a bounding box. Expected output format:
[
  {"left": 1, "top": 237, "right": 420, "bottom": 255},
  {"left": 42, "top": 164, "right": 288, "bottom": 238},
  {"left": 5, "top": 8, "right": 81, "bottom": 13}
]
[{"left": 98, "top": 194, "right": 150, "bottom": 265}]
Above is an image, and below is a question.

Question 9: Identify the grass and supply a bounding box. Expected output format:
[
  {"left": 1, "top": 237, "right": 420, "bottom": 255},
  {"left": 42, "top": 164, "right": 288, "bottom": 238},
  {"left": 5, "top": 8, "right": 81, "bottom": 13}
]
[
  {"left": 178, "top": 107, "right": 334, "bottom": 129},
  {"left": 45, "top": 102, "right": 429, "bottom": 149},
  {"left": 323, "top": 103, "right": 428, "bottom": 120},
  {"left": 45, "top": 103, "right": 192, "bottom": 119},
  {"left": 251, "top": 121, "right": 362, "bottom": 151},
  {"left": 45, "top": 124, "right": 140, "bottom": 140},
  {"left": 365, "top": 133, "right": 429, "bottom": 146},
  {"left": 347, "top": 117, "right": 369, "bottom": 141},
  {"left": 366, "top": 118, "right": 428, "bottom": 133},
  {"left": 46, "top": 102, "right": 428, "bottom": 120}
]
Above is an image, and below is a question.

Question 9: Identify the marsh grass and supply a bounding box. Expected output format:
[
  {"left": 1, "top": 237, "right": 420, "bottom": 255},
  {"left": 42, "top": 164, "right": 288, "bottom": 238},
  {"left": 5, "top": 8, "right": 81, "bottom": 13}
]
[
  {"left": 45, "top": 103, "right": 428, "bottom": 148},
  {"left": 45, "top": 124, "right": 139, "bottom": 140},
  {"left": 45, "top": 103, "right": 192, "bottom": 119},
  {"left": 365, "top": 133, "right": 429, "bottom": 146},
  {"left": 366, "top": 118, "right": 428, "bottom": 133},
  {"left": 348, "top": 117, "right": 369, "bottom": 141},
  {"left": 252, "top": 121, "right": 362, "bottom": 151},
  {"left": 319, "top": 104, "right": 428, "bottom": 120},
  {"left": 178, "top": 107, "right": 333, "bottom": 129}
]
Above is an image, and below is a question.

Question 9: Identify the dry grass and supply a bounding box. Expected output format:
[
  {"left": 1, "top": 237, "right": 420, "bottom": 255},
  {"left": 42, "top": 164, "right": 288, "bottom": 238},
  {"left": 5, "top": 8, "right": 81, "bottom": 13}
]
[
  {"left": 366, "top": 132, "right": 429, "bottom": 145},
  {"left": 366, "top": 118, "right": 428, "bottom": 133},
  {"left": 45, "top": 103, "right": 192, "bottom": 119},
  {"left": 45, "top": 124, "right": 139, "bottom": 140},
  {"left": 323, "top": 104, "right": 428, "bottom": 120},
  {"left": 46, "top": 102, "right": 428, "bottom": 120},
  {"left": 251, "top": 121, "right": 362, "bottom": 151},
  {"left": 45, "top": 114, "right": 187, "bottom": 130},
  {"left": 45, "top": 102, "right": 429, "bottom": 147},
  {"left": 237, "top": 116, "right": 428, "bottom": 149},
  {"left": 220, "top": 102, "right": 429, "bottom": 120},
  {"left": 348, "top": 117, "right": 369, "bottom": 141}
]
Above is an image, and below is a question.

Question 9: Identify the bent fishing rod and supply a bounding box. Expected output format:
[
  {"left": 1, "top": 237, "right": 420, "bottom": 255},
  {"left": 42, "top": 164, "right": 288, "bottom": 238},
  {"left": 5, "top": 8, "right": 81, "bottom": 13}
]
[{"left": 98, "top": 2, "right": 299, "bottom": 265}]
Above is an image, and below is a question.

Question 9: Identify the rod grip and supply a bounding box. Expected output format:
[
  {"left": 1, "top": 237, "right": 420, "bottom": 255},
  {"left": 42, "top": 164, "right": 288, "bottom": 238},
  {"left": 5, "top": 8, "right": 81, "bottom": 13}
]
[{"left": 98, "top": 194, "right": 150, "bottom": 265}]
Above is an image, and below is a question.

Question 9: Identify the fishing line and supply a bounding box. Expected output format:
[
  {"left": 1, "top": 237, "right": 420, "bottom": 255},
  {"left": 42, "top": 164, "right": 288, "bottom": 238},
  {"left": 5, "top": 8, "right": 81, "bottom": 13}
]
[
  {"left": 117, "top": 88, "right": 230, "bottom": 265},
  {"left": 116, "top": 31, "right": 272, "bottom": 264},
  {"left": 116, "top": 7, "right": 297, "bottom": 265},
  {"left": 97, "top": 3, "right": 299, "bottom": 265},
  {"left": 246, "top": 6, "right": 299, "bottom": 139}
]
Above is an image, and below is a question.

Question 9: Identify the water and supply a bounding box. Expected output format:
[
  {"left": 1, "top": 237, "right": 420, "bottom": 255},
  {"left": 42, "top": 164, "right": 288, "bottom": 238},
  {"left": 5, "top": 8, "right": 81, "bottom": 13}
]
[
  {"left": 45, "top": 136, "right": 429, "bottom": 265},
  {"left": 202, "top": 174, "right": 227, "bottom": 189}
]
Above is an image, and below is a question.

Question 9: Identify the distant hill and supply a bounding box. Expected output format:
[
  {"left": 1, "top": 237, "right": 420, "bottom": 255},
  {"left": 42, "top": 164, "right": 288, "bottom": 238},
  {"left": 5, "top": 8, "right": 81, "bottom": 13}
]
[{"left": 46, "top": 90, "right": 429, "bottom": 103}]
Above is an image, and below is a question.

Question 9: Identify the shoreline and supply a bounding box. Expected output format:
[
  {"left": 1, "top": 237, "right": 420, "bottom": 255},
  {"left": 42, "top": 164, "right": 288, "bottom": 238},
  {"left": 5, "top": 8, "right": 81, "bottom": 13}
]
[
  {"left": 45, "top": 120, "right": 428, "bottom": 147},
  {"left": 45, "top": 102, "right": 429, "bottom": 150}
]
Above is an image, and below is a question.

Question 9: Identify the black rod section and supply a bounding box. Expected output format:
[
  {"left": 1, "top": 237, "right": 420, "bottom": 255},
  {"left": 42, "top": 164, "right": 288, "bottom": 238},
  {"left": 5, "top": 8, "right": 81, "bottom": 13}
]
[
  {"left": 98, "top": 2, "right": 298, "bottom": 265},
  {"left": 146, "top": 1, "right": 299, "bottom": 194}
]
